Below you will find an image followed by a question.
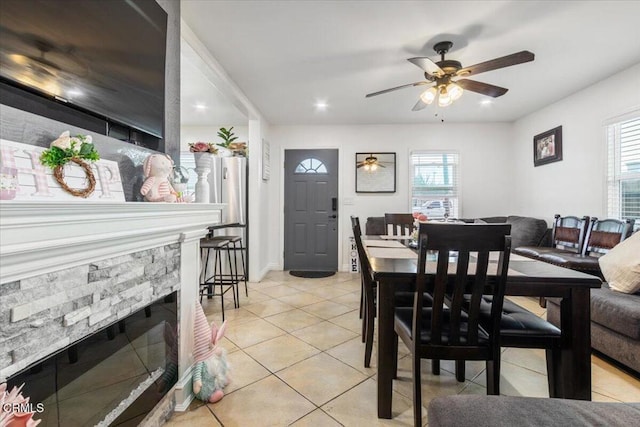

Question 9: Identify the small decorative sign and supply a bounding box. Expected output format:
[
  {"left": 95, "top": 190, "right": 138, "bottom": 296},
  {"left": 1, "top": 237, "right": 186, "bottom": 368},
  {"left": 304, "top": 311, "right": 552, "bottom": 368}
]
[
  {"left": 349, "top": 237, "right": 359, "bottom": 273},
  {"left": 262, "top": 139, "right": 271, "bottom": 181},
  {"left": 0, "top": 139, "right": 124, "bottom": 201}
]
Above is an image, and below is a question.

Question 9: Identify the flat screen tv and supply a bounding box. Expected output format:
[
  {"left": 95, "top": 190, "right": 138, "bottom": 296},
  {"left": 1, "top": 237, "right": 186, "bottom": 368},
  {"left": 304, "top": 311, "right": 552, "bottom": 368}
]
[{"left": 0, "top": 0, "right": 167, "bottom": 139}]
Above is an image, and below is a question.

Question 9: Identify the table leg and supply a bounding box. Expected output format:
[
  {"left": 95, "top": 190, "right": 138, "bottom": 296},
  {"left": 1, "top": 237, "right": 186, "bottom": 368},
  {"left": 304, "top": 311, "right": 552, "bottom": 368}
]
[
  {"left": 560, "top": 287, "right": 592, "bottom": 400},
  {"left": 377, "top": 277, "right": 395, "bottom": 419}
]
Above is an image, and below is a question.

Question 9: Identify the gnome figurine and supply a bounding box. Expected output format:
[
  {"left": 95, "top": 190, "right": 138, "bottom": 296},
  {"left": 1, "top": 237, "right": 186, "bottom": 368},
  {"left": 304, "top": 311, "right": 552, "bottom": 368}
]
[{"left": 192, "top": 303, "right": 230, "bottom": 403}]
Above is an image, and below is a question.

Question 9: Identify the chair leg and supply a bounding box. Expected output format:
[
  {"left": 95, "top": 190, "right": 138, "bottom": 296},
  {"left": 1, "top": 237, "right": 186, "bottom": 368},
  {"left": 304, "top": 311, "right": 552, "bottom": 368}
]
[
  {"left": 364, "top": 300, "right": 375, "bottom": 368},
  {"left": 412, "top": 353, "right": 422, "bottom": 427},
  {"left": 216, "top": 248, "right": 226, "bottom": 321},
  {"left": 392, "top": 333, "right": 399, "bottom": 379},
  {"left": 486, "top": 356, "right": 501, "bottom": 395},
  {"left": 360, "top": 277, "right": 366, "bottom": 343},
  {"left": 359, "top": 275, "right": 364, "bottom": 320},
  {"left": 237, "top": 241, "right": 248, "bottom": 297},
  {"left": 455, "top": 360, "right": 465, "bottom": 382},
  {"left": 226, "top": 246, "right": 238, "bottom": 309},
  {"left": 546, "top": 348, "right": 562, "bottom": 398},
  {"left": 432, "top": 359, "right": 440, "bottom": 375},
  {"left": 539, "top": 297, "right": 547, "bottom": 308}
]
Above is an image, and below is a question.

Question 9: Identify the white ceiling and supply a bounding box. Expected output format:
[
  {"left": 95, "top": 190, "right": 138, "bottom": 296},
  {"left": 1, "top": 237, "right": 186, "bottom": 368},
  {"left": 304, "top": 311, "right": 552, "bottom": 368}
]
[
  {"left": 180, "top": 41, "right": 248, "bottom": 127},
  {"left": 181, "top": 0, "right": 640, "bottom": 125}
]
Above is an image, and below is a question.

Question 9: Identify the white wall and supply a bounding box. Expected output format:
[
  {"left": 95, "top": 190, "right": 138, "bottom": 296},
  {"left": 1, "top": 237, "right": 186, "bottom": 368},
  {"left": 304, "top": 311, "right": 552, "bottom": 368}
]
[
  {"left": 270, "top": 123, "right": 514, "bottom": 271},
  {"left": 510, "top": 63, "right": 640, "bottom": 224}
]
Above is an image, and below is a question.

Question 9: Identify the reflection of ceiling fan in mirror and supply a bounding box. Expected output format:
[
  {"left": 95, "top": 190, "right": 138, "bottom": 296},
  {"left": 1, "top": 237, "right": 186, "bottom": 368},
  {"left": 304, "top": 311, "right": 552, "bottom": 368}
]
[
  {"left": 365, "top": 41, "right": 534, "bottom": 110},
  {"left": 357, "top": 154, "right": 386, "bottom": 171}
]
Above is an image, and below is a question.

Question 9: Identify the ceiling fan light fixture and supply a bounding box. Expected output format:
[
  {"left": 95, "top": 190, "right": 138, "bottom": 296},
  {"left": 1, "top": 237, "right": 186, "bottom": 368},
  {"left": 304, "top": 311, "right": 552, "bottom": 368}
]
[
  {"left": 438, "top": 87, "right": 452, "bottom": 107},
  {"left": 420, "top": 87, "right": 437, "bottom": 104},
  {"left": 447, "top": 82, "right": 463, "bottom": 101}
]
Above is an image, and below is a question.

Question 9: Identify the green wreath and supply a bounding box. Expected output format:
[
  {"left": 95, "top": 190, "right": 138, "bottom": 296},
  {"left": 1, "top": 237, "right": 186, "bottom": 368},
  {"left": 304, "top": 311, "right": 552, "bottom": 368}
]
[{"left": 40, "top": 135, "right": 100, "bottom": 198}]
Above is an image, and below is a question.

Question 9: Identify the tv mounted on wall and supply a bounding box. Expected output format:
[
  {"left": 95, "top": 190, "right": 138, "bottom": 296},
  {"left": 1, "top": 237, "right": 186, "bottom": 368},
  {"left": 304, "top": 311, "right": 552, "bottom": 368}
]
[{"left": 0, "top": 0, "right": 167, "bottom": 142}]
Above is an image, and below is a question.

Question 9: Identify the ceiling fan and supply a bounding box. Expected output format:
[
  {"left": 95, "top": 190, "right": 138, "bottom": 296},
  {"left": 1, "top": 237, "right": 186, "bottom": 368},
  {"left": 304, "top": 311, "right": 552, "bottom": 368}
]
[
  {"left": 365, "top": 41, "right": 534, "bottom": 110},
  {"left": 357, "top": 154, "right": 386, "bottom": 170}
]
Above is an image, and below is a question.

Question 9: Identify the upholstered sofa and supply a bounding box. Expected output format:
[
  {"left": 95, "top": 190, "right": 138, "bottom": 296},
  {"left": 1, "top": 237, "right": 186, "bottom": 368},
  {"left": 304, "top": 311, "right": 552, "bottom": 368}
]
[
  {"left": 428, "top": 395, "right": 640, "bottom": 426},
  {"left": 365, "top": 215, "right": 551, "bottom": 248},
  {"left": 546, "top": 283, "right": 640, "bottom": 373}
]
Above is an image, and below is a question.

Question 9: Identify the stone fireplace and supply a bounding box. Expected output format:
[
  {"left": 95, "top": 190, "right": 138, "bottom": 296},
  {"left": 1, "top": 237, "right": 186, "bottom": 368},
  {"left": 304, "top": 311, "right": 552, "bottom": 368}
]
[{"left": 0, "top": 201, "right": 223, "bottom": 424}]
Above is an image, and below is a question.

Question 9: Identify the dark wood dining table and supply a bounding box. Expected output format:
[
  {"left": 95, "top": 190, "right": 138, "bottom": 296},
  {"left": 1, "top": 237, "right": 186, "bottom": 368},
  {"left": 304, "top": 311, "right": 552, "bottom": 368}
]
[{"left": 364, "top": 237, "right": 602, "bottom": 419}]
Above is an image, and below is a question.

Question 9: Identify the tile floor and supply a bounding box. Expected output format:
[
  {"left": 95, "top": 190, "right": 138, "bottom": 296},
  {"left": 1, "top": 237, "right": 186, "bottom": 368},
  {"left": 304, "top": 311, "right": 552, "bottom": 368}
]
[{"left": 166, "top": 271, "right": 640, "bottom": 426}]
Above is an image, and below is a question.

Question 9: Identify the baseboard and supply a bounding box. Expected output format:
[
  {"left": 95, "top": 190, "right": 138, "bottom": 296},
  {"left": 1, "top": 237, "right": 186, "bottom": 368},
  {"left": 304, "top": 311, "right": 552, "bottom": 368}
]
[{"left": 173, "top": 364, "right": 195, "bottom": 412}]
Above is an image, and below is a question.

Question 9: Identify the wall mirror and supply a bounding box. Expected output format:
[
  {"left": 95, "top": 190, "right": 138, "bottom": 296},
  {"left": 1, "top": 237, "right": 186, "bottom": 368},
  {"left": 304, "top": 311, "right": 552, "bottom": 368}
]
[{"left": 355, "top": 152, "right": 396, "bottom": 193}]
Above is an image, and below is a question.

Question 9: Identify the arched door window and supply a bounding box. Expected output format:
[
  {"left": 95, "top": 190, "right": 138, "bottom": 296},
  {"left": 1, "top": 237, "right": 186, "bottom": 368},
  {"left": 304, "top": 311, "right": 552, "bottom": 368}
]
[{"left": 294, "top": 158, "right": 328, "bottom": 174}]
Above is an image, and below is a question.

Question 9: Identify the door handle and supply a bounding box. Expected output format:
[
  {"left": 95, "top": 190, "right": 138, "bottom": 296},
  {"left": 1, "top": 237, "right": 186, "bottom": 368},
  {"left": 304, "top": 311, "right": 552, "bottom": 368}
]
[
  {"left": 328, "top": 214, "right": 337, "bottom": 219},
  {"left": 331, "top": 197, "right": 337, "bottom": 211}
]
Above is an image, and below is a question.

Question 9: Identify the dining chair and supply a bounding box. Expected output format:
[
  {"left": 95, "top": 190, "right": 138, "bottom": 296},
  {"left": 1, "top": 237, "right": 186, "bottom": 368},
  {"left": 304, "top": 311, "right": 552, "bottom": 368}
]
[
  {"left": 351, "top": 215, "right": 429, "bottom": 367},
  {"left": 350, "top": 216, "right": 365, "bottom": 323},
  {"left": 384, "top": 213, "right": 414, "bottom": 236},
  {"left": 582, "top": 217, "right": 635, "bottom": 256},
  {"left": 456, "top": 296, "right": 563, "bottom": 396},
  {"left": 351, "top": 216, "right": 377, "bottom": 367},
  {"left": 393, "top": 223, "right": 511, "bottom": 426}
]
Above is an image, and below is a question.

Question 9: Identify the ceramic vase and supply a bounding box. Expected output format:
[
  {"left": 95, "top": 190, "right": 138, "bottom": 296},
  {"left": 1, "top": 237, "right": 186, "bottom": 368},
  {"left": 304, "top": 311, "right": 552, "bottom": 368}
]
[{"left": 193, "top": 152, "right": 213, "bottom": 203}]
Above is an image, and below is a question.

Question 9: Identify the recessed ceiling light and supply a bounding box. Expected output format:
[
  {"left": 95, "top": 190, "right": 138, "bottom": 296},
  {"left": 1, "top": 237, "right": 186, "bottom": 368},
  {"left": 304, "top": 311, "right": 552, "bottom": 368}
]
[
  {"left": 195, "top": 103, "right": 207, "bottom": 110},
  {"left": 314, "top": 101, "right": 328, "bottom": 111},
  {"left": 480, "top": 99, "right": 493, "bottom": 106}
]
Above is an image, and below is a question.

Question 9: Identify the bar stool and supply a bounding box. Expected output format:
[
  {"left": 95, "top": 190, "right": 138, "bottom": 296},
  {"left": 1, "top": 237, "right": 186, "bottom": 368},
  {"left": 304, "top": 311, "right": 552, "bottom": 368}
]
[
  {"left": 200, "top": 237, "right": 237, "bottom": 321},
  {"left": 206, "top": 234, "right": 248, "bottom": 298}
]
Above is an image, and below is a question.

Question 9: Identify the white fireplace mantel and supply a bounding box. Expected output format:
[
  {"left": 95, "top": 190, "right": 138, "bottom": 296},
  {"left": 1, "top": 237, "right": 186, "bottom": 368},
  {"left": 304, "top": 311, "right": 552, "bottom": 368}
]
[
  {"left": 0, "top": 201, "right": 223, "bottom": 284},
  {"left": 1, "top": 201, "right": 223, "bottom": 410}
]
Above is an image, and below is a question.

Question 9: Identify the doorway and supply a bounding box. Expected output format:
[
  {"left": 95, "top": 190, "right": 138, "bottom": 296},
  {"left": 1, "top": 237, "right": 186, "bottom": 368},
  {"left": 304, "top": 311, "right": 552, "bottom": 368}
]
[{"left": 284, "top": 149, "right": 339, "bottom": 272}]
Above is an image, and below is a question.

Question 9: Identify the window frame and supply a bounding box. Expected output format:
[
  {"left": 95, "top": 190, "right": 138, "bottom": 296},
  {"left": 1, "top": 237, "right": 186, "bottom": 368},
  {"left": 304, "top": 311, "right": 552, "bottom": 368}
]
[
  {"left": 409, "top": 150, "right": 461, "bottom": 219},
  {"left": 604, "top": 110, "right": 640, "bottom": 229}
]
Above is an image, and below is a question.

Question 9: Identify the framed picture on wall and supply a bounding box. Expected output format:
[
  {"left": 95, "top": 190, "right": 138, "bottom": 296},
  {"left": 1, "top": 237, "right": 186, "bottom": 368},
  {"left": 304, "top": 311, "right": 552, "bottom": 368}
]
[
  {"left": 533, "top": 126, "right": 563, "bottom": 167},
  {"left": 355, "top": 152, "right": 396, "bottom": 193}
]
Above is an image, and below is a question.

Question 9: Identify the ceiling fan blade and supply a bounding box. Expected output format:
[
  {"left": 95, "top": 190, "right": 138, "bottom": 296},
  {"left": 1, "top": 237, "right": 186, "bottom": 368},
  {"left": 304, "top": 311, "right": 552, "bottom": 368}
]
[
  {"left": 457, "top": 51, "right": 534, "bottom": 77},
  {"left": 457, "top": 79, "right": 508, "bottom": 97},
  {"left": 366, "top": 81, "right": 429, "bottom": 98},
  {"left": 408, "top": 57, "right": 444, "bottom": 77},
  {"left": 412, "top": 98, "right": 428, "bottom": 111}
]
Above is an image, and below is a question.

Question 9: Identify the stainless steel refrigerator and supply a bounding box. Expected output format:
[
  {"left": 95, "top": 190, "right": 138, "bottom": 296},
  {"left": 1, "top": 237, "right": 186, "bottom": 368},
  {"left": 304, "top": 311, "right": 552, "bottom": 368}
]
[{"left": 207, "top": 156, "right": 248, "bottom": 277}]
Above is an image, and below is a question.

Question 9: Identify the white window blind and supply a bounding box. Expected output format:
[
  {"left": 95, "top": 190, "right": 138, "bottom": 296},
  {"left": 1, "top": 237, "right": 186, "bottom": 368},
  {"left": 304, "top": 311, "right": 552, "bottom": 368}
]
[
  {"left": 410, "top": 152, "right": 459, "bottom": 219},
  {"left": 606, "top": 114, "right": 640, "bottom": 229}
]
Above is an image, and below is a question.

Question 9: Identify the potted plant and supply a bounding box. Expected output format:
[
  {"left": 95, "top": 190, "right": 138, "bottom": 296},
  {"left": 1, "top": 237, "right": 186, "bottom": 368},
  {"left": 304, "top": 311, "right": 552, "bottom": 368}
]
[{"left": 217, "top": 127, "right": 247, "bottom": 157}]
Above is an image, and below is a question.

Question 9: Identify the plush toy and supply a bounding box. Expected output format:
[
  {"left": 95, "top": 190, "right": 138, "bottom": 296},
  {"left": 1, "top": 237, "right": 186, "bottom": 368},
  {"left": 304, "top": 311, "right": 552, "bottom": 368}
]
[
  {"left": 192, "top": 303, "right": 230, "bottom": 403},
  {"left": 140, "top": 153, "right": 179, "bottom": 202}
]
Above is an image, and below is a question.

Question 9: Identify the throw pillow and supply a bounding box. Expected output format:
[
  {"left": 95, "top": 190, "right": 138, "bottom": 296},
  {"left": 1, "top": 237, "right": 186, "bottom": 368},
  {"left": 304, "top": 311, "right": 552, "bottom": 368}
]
[{"left": 599, "top": 232, "right": 640, "bottom": 294}]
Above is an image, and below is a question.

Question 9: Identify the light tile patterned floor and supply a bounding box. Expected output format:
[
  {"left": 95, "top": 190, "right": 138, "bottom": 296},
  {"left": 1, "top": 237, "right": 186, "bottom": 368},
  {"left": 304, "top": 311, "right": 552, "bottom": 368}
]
[{"left": 166, "top": 271, "right": 640, "bottom": 426}]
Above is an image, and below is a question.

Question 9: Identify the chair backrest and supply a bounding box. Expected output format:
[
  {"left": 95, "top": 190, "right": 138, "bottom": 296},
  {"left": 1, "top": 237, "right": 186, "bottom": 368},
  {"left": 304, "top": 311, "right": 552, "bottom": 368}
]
[
  {"left": 350, "top": 215, "right": 360, "bottom": 230},
  {"left": 351, "top": 216, "right": 374, "bottom": 284},
  {"left": 414, "top": 223, "right": 512, "bottom": 349},
  {"left": 384, "top": 213, "right": 414, "bottom": 236},
  {"left": 551, "top": 214, "right": 589, "bottom": 253},
  {"left": 582, "top": 217, "right": 635, "bottom": 256}
]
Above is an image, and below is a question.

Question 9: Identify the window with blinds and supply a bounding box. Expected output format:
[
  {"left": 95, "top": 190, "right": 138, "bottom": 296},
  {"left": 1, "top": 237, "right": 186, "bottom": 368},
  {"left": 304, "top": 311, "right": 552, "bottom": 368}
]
[
  {"left": 410, "top": 152, "right": 459, "bottom": 219},
  {"left": 606, "top": 114, "right": 640, "bottom": 229}
]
